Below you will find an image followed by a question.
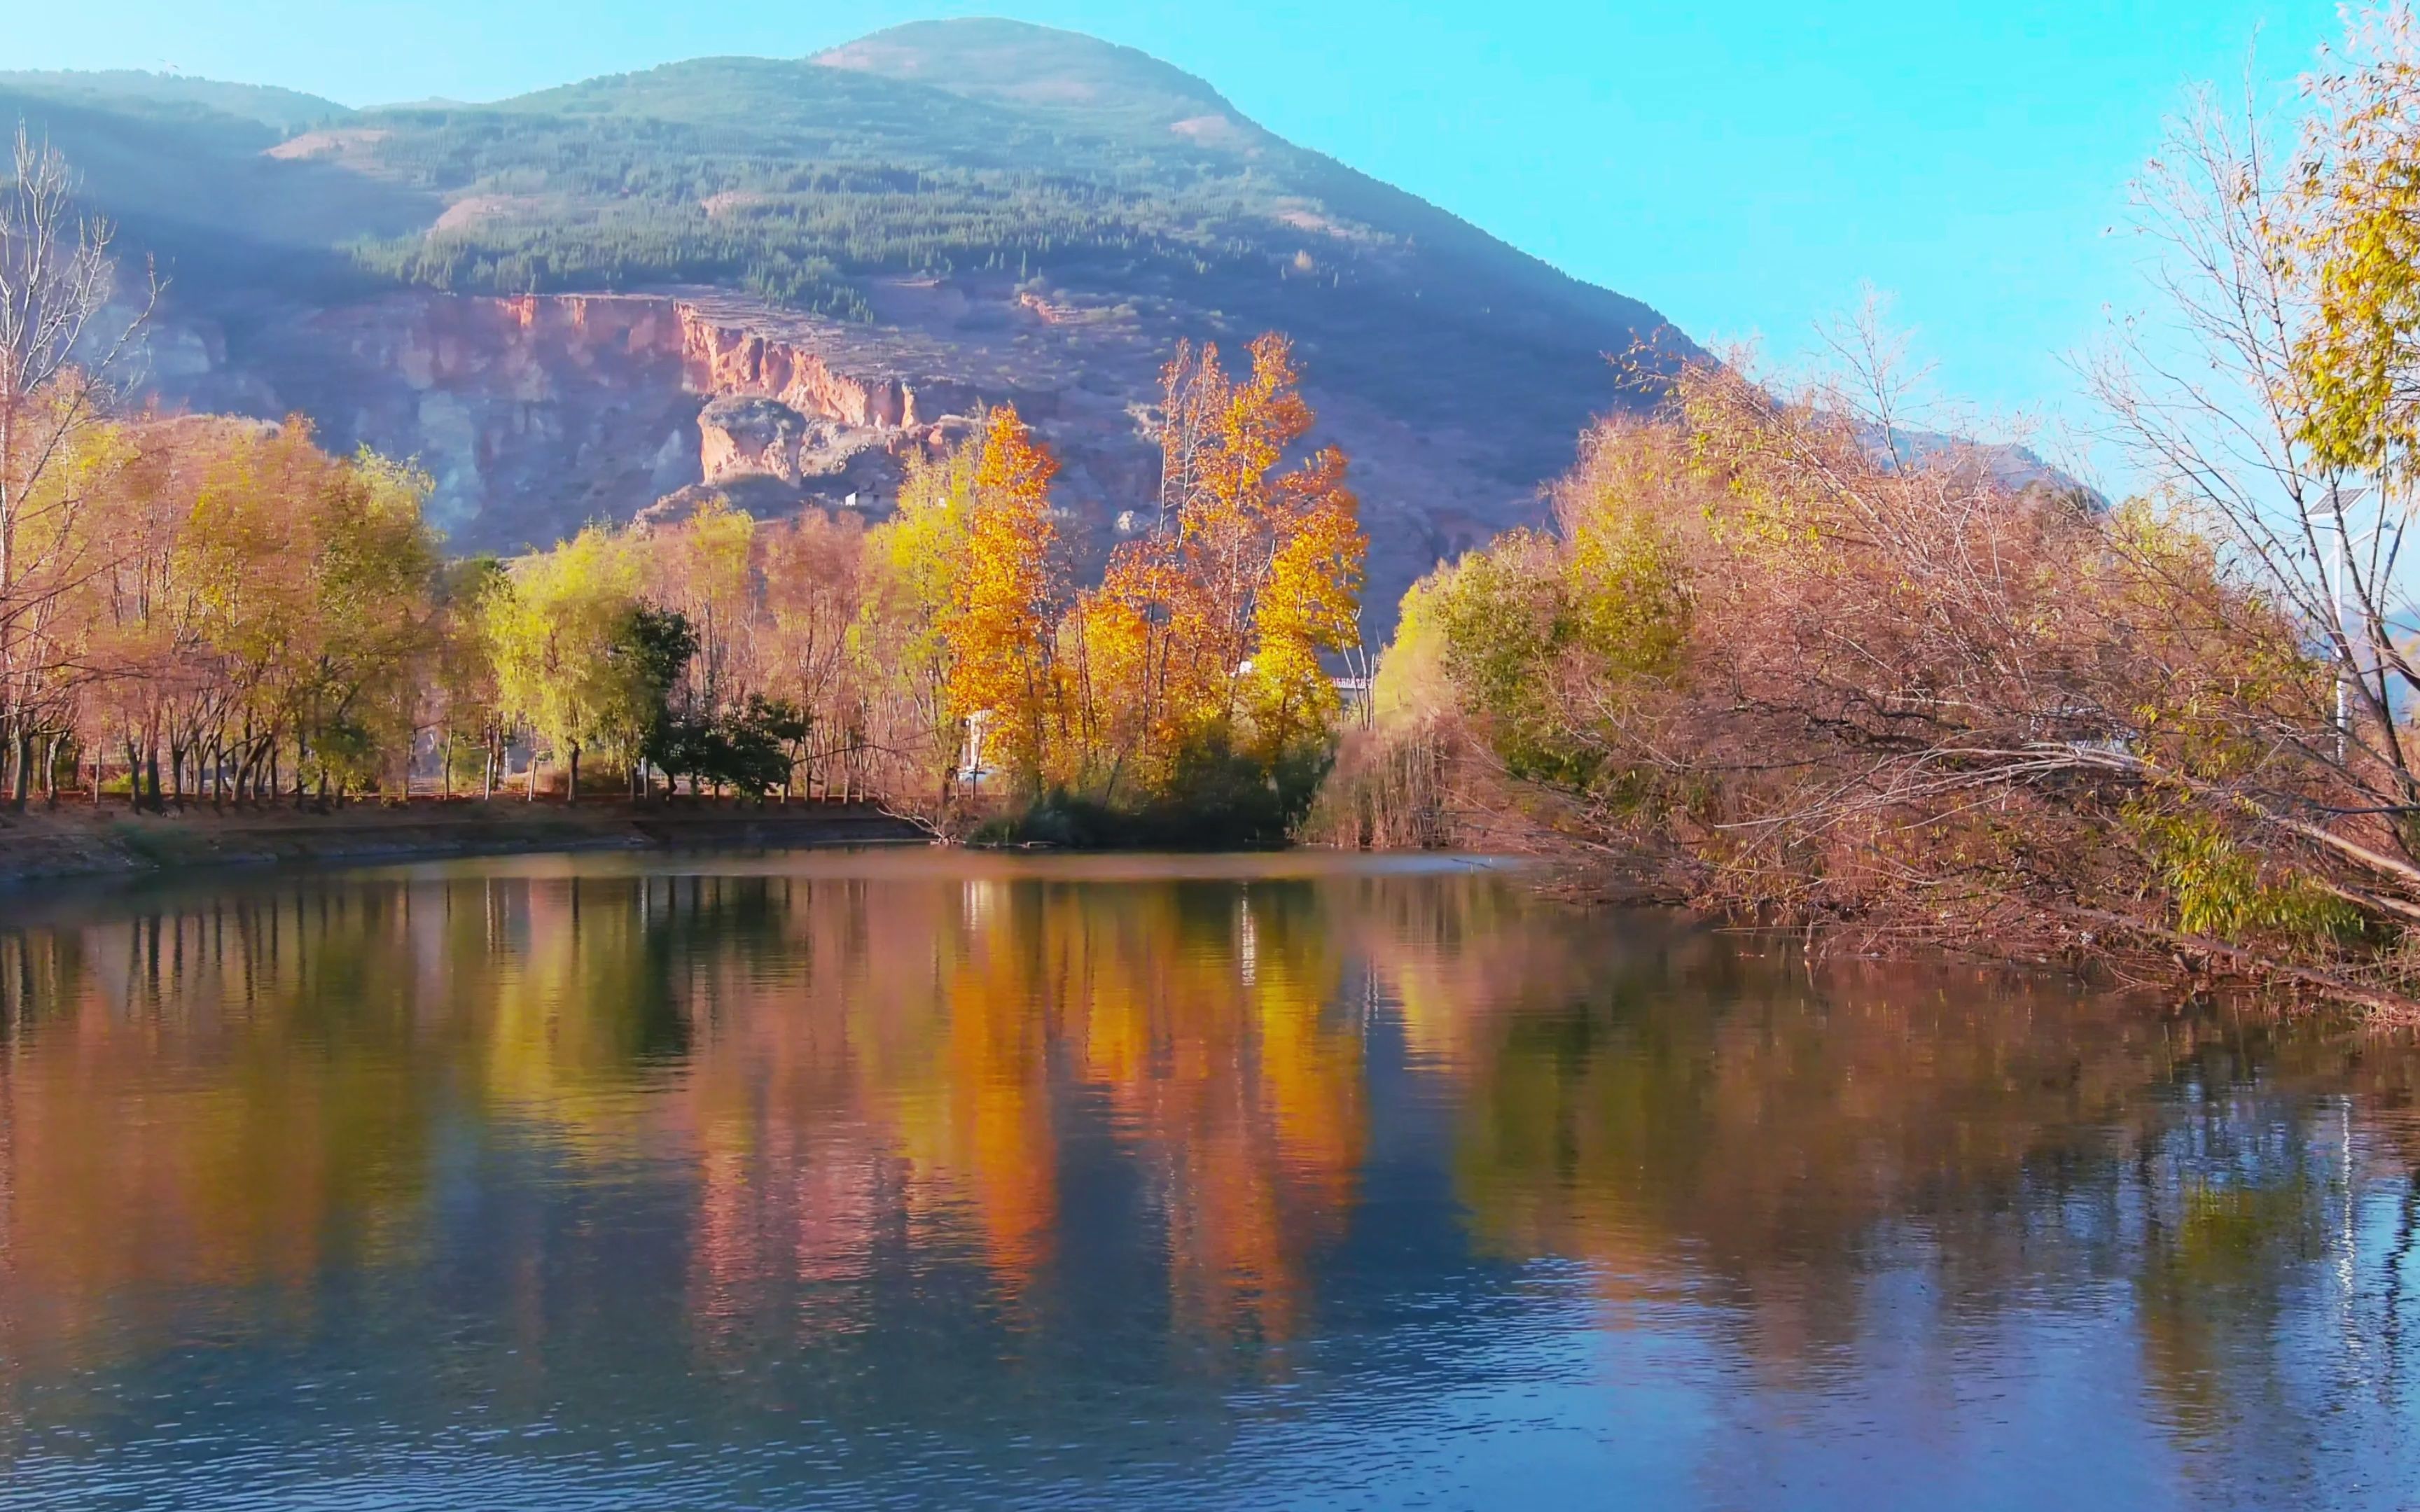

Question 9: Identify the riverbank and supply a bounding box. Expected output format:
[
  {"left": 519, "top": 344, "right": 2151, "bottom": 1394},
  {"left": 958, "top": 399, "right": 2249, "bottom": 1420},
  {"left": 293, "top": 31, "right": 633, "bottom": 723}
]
[{"left": 0, "top": 800, "right": 929, "bottom": 887}]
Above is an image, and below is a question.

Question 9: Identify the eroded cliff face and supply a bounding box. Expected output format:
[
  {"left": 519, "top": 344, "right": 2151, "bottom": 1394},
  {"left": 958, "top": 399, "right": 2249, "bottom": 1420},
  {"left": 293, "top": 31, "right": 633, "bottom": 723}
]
[
  {"left": 147, "top": 292, "right": 694, "bottom": 544},
  {"left": 139, "top": 274, "right": 1567, "bottom": 628},
  {"left": 142, "top": 289, "right": 998, "bottom": 546},
  {"left": 698, "top": 395, "right": 810, "bottom": 483},
  {"left": 684, "top": 316, "right": 910, "bottom": 428}
]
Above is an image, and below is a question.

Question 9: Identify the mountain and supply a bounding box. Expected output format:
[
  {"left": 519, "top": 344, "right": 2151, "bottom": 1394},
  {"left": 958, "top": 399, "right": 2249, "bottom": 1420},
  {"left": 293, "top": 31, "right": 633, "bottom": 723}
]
[{"left": 5, "top": 22, "right": 1692, "bottom": 625}]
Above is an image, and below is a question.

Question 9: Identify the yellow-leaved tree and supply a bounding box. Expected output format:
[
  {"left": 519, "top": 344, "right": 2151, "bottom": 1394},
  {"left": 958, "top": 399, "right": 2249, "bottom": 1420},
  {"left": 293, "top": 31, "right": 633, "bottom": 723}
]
[
  {"left": 944, "top": 406, "right": 1062, "bottom": 794},
  {"left": 855, "top": 433, "right": 979, "bottom": 807},
  {"left": 1075, "top": 333, "right": 1364, "bottom": 802},
  {"left": 483, "top": 525, "right": 645, "bottom": 801},
  {"left": 1244, "top": 442, "right": 1363, "bottom": 766}
]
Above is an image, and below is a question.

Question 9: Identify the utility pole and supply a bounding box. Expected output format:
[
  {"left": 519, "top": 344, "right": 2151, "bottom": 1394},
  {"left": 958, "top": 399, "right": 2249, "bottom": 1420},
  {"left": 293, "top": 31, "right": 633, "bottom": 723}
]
[{"left": 2329, "top": 479, "right": 2351, "bottom": 761}]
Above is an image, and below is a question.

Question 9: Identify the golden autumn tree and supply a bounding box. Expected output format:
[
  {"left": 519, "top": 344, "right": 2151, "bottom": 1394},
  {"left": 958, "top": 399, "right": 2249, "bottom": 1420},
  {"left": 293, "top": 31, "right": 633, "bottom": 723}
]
[
  {"left": 1073, "top": 333, "right": 1365, "bottom": 805},
  {"left": 1057, "top": 536, "right": 1163, "bottom": 796},
  {"left": 944, "top": 406, "right": 1063, "bottom": 794},
  {"left": 851, "top": 442, "right": 978, "bottom": 809},
  {"left": 1244, "top": 444, "right": 1363, "bottom": 765}
]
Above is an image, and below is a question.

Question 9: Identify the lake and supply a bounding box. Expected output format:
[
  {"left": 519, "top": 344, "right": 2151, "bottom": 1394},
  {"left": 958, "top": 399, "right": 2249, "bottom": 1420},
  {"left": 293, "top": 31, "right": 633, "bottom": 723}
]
[{"left": 1, "top": 850, "right": 2415, "bottom": 1509}]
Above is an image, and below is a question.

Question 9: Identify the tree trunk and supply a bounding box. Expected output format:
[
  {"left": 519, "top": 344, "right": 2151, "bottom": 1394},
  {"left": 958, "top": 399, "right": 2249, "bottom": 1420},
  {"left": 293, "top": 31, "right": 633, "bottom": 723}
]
[
  {"left": 566, "top": 743, "right": 580, "bottom": 804},
  {"left": 8, "top": 727, "right": 29, "bottom": 812},
  {"left": 123, "top": 738, "right": 141, "bottom": 812}
]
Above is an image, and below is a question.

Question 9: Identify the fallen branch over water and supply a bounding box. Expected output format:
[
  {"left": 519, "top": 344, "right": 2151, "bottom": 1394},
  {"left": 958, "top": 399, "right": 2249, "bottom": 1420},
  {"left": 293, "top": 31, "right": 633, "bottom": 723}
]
[{"left": 2046, "top": 904, "right": 2420, "bottom": 1025}]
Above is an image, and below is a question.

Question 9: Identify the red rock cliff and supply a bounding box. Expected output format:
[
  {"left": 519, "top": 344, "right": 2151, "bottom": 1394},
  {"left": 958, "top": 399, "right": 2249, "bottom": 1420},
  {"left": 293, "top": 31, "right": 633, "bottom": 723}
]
[
  {"left": 379, "top": 291, "right": 927, "bottom": 430},
  {"left": 678, "top": 312, "right": 914, "bottom": 428}
]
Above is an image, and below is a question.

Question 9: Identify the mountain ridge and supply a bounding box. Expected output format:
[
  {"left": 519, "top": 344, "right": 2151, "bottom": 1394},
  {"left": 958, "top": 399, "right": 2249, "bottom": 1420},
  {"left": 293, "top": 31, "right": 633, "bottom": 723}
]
[
  {"left": 812, "top": 19, "right": 1247, "bottom": 126},
  {"left": 0, "top": 69, "right": 352, "bottom": 130}
]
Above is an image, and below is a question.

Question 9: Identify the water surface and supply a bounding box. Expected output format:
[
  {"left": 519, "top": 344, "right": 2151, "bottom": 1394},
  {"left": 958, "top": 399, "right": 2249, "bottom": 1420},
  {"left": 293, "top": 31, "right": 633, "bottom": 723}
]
[{"left": 3, "top": 850, "right": 2416, "bottom": 1508}]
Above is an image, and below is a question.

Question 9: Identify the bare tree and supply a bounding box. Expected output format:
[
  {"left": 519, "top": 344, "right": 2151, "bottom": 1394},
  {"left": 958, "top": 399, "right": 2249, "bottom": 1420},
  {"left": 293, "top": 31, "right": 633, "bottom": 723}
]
[
  {"left": 0, "top": 126, "right": 148, "bottom": 810},
  {"left": 2087, "top": 29, "right": 2420, "bottom": 859}
]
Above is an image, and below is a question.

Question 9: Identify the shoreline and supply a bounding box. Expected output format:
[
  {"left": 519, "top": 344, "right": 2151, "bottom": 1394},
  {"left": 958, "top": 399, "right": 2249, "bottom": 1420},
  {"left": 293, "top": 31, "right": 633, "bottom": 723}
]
[{"left": 0, "top": 800, "right": 931, "bottom": 888}]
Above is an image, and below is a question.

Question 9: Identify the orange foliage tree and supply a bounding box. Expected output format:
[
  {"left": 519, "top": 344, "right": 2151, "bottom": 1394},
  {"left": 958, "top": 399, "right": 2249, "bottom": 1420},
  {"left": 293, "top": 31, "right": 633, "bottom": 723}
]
[
  {"left": 944, "top": 406, "right": 1064, "bottom": 792},
  {"left": 1066, "top": 335, "right": 1365, "bottom": 806}
]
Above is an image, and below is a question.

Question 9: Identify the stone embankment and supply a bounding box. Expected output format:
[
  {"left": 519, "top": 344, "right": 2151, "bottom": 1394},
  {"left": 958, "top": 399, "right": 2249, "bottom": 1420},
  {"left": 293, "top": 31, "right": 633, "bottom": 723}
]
[{"left": 0, "top": 801, "right": 926, "bottom": 888}]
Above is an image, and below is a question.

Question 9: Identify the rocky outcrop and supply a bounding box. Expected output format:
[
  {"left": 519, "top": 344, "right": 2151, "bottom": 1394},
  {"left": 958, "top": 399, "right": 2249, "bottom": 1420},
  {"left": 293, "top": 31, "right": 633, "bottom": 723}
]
[
  {"left": 139, "top": 289, "right": 996, "bottom": 545},
  {"left": 178, "top": 291, "right": 709, "bottom": 543},
  {"left": 698, "top": 394, "right": 811, "bottom": 483},
  {"left": 681, "top": 314, "right": 912, "bottom": 427},
  {"left": 693, "top": 389, "right": 923, "bottom": 516}
]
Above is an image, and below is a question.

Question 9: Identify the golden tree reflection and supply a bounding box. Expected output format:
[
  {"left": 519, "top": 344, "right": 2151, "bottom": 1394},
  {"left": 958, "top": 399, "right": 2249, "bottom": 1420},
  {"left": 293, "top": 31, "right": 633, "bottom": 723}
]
[{"left": 0, "top": 860, "right": 1370, "bottom": 1362}]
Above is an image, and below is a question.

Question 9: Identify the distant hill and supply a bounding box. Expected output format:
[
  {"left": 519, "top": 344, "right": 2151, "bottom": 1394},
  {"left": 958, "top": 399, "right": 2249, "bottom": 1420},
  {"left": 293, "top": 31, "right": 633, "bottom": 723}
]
[
  {"left": 1, "top": 21, "right": 1693, "bottom": 626},
  {"left": 0, "top": 70, "right": 350, "bottom": 132}
]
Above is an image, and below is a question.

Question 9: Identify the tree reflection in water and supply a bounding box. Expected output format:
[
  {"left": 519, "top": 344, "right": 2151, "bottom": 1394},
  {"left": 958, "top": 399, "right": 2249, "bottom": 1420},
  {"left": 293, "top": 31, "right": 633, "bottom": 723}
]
[{"left": 0, "top": 852, "right": 2414, "bottom": 1506}]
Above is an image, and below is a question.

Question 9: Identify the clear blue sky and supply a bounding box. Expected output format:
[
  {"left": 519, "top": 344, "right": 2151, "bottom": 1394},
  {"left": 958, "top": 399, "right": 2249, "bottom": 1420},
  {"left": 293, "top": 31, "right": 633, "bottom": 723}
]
[{"left": 6, "top": 1, "right": 2341, "bottom": 433}]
